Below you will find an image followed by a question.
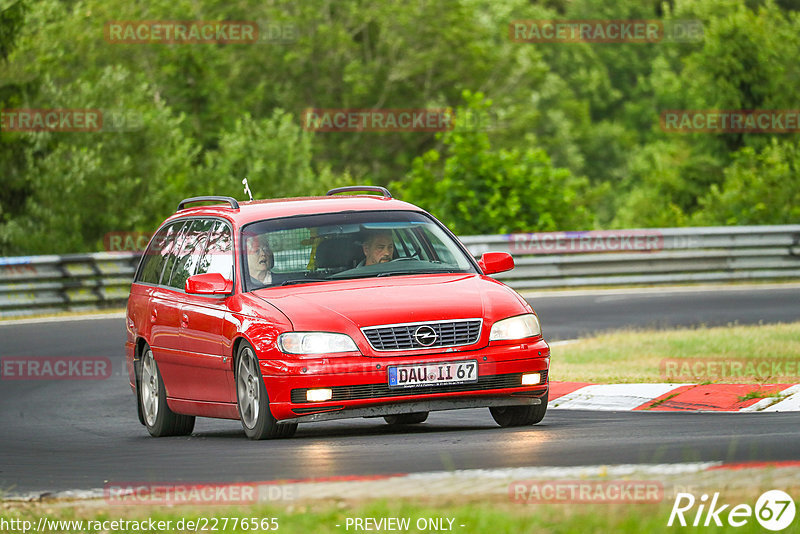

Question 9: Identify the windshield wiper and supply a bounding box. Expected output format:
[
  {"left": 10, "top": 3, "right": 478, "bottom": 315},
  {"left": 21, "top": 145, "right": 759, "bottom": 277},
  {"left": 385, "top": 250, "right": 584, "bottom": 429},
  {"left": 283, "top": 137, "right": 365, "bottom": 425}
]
[
  {"left": 377, "top": 269, "right": 457, "bottom": 277},
  {"left": 280, "top": 278, "right": 329, "bottom": 286}
]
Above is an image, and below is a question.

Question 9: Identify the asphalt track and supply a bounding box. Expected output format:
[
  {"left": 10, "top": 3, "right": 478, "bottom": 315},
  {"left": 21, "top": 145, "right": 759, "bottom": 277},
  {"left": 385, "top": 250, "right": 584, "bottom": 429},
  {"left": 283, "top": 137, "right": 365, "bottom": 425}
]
[
  {"left": 530, "top": 284, "right": 800, "bottom": 340},
  {"left": 1, "top": 285, "right": 799, "bottom": 496}
]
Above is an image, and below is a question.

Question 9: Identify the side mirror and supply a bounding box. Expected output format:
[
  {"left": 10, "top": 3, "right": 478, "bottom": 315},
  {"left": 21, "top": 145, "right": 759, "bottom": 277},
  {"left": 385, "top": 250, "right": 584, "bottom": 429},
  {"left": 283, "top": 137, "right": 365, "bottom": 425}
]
[
  {"left": 185, "top": 273, "right": 233, "bottom": 295},
  {"left": 478, "top": 252, "right": 514, "bottom": 275}
]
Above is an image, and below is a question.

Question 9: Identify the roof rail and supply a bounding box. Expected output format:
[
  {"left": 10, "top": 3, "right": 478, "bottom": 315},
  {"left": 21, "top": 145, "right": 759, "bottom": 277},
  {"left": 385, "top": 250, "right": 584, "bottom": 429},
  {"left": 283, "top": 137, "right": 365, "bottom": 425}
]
[
  {"left": 177, "top": 196, "right": 240, "bottom": 211},
  {"left": 326, "top": 186, "right": 392, "bottom": 199}
]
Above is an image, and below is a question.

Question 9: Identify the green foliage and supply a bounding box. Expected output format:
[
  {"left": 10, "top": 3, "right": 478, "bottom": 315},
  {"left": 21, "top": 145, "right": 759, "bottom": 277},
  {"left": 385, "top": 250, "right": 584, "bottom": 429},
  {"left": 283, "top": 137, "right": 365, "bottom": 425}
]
[
  {"left": 0, "top": 67, "right": 198, "bottom": 254},
  {"left": 398, "top": 93, "right": 591, "bottom": 235},
  {"left": 197, "top": 110, "right": 349, "bottom": 201},
  {"left": 1, "top": 0, "right": 800, "bottom": 254},
  {"left": 693, "top": 139, "right": 800, "bottom": 225},
  {"left": 611, "top": 141, "right": 724, "bottom": 228},
  {"left": 608, "top": 0, "right": 800, "bottom": 228},
  {"left": 0, "top": 0, "right": 33, "bottom": 243},
  {"left": 0, "top": 0, "right": 27, "bottom": 61},
  {"left": 668, "top": 0, "right": 800, "bottom": 155}
]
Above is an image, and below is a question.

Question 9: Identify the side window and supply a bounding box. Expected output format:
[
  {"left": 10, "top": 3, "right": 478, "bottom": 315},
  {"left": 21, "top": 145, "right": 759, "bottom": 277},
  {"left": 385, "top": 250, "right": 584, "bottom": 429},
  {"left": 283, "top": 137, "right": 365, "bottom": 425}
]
[
  {"left": 166, "top": 219, "right": 215, "bottom": 290},
  {"left": 159, "top": 222, "right": 190, "bottom": 288},
  {"left": 195, "top": 221, "right": 233, "bottom": 280},
  {"left": 136, "top": 222, "right": 185, "bottom": 285}
]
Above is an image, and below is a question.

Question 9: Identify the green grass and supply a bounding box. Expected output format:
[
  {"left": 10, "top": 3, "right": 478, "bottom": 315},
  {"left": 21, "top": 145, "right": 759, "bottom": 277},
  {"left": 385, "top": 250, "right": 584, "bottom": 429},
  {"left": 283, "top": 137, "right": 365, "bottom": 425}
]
[
  {"left": 550, "top": 321, "right": 800, "bottom": 384},
  {"left": 737, "top": 389, "right": 785, "bottom": 402},
  {"left": 1, "top": 495, "right": 791, "bottom": 534}
]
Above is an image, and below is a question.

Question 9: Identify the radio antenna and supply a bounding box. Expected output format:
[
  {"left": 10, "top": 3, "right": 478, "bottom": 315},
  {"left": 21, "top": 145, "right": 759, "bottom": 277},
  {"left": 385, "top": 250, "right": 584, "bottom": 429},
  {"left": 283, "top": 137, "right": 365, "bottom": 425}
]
[{"left": 242, "top": 177, "right": 254, "bottom": 201}]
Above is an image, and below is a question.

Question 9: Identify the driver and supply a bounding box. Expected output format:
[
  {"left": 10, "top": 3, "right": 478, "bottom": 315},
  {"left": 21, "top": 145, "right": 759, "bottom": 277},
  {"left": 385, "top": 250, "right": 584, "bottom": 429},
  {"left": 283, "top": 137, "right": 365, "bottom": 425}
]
[{"left": 361, "top": 230, "right": 395, "bottom": 266}]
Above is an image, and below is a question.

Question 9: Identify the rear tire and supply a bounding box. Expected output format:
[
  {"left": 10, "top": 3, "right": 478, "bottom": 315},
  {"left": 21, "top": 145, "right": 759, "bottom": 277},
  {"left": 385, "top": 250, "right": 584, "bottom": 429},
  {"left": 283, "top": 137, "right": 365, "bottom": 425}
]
[
  {"left": 384, "top": 412, "right": 429, "bottom": 425},
  {"left": 139, "top": 346, "right": 195, "bottom": 437},
  {"left": 236, "top": 342, "right": 297, "bottom": 440},
  {"left": 490, "top": 393, "right": 548, "bottom": 427}
]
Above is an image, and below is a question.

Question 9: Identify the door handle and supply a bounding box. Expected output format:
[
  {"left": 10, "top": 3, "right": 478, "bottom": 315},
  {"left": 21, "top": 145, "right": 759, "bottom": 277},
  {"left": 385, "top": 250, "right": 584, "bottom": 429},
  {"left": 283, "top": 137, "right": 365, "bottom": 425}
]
[
  {"left": 150, "top": 308, "right": 158, "bottom": 323},
  {"left": 181, "top": 313, "right": 189, "bottom": 328}
]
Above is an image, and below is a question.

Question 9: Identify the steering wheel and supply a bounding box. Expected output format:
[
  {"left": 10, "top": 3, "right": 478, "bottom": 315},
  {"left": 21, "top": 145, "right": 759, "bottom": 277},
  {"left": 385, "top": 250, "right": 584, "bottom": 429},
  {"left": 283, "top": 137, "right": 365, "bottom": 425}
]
[{"left": 391, "top": 249, "right": 421, "bottom": 261}]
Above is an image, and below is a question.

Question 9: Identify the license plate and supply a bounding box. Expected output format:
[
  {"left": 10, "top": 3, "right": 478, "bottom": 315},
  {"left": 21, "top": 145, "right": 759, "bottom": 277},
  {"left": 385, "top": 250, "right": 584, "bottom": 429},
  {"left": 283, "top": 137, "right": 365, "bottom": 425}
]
[{"left": 387, "top": 360, "right": 478, "bottom": 389}]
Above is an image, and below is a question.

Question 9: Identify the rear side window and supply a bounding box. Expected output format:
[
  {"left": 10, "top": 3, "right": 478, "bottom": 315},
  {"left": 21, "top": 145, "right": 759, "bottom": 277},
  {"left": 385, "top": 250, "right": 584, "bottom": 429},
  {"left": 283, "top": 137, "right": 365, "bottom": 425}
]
[
  {"left": 195, "top": 221, "right": 233, "bottom": 280},
  {"left": 136, "top": 221, "right": 186, "bottom": 285},
  {"left": 166, "top": 219, "right": 215, "bottom": 290},
  {"left": 159, "top": 222, "right": 191, "bottom": 288}
]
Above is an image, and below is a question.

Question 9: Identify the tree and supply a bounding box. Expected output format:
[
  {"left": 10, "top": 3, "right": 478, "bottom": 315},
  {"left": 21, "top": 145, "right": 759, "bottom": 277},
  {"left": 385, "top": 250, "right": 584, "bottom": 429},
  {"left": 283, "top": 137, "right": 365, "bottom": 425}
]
[
  {"left": 197, "top": 109, "right": 349, "bottom": 200},
  {"left": 693, "top": 139, "right": 800, "bottom": 225},
  {"left": 0, "top": 0, "right": 32, "bottom": 252},
  {"left": 397, "top": 93, "right": 591, "bottom": 235},
  {"left": 0, "top": 67, "right": 198, "bottom": 254}
]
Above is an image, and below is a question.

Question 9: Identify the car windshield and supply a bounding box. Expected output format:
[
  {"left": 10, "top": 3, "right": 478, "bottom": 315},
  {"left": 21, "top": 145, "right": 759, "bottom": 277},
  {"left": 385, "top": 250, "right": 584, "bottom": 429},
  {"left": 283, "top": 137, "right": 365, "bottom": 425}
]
[{"left": 241, "top": 210, "right": 477, "bottom": 291}]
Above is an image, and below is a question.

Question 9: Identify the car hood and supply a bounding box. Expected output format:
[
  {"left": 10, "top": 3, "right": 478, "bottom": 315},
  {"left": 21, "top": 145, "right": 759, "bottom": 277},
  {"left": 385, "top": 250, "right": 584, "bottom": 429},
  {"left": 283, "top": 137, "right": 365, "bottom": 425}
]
[{"left": 251, "top": 274, "right": 531, "bottom": 350}]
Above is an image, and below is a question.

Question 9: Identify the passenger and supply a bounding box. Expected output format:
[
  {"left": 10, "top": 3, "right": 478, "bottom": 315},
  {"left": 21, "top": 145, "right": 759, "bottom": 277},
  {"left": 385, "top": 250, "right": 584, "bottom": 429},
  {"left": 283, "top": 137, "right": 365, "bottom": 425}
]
[{"left": 246, "top": 234, "right": 274, "bottom": 286}]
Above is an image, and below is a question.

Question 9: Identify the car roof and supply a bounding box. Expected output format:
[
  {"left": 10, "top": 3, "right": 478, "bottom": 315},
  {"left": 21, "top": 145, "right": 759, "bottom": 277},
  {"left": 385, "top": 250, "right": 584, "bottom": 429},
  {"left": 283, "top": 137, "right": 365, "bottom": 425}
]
[{"left": 162, "top": 195, "right": 426, "bottom": 227}]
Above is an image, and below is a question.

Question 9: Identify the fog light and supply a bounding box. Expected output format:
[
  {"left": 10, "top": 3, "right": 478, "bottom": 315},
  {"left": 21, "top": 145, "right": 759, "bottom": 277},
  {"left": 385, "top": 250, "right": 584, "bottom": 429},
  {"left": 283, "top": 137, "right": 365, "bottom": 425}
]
[
  {"left": 306, "top": 388, "right": 333, "bottom": 402},
  {"left": 521, "top": 373, "right": 541, "bottom": 385}
]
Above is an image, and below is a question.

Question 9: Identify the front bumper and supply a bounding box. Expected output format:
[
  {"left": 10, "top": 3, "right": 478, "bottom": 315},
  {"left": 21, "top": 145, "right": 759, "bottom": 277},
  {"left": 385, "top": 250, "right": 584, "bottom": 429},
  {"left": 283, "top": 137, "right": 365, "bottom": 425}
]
[
  {"left": 260, "top": 339, "right": 550, "bottom": 421},
  {"left": 279, "top": 396, "right": 544, "bottom": 424}
]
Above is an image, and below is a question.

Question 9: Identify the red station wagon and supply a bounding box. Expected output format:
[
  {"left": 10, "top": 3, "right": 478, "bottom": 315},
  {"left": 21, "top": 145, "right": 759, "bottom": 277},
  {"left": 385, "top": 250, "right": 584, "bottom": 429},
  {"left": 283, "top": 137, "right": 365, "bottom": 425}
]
[{"left": 125, "top": 187, "right": 550, "bottom": 439}]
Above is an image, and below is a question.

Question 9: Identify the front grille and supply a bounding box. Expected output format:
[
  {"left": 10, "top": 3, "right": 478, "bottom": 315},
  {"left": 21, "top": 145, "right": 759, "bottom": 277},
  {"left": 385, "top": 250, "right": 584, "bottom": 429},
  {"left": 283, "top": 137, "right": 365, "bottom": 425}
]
[
  {"left": 362, "top": 319, "right": 482, "bottom": 351},
  {"left": 290, "top": 371, "right": 547, "bottom": 403}
]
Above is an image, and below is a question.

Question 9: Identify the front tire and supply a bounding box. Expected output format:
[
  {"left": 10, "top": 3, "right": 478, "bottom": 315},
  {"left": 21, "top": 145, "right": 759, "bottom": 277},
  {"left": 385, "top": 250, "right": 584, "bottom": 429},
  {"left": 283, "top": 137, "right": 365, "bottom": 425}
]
[
  {"left": 139, "top": 346, "right": 195, "bottom": 437},
  {"left": 490, "top": 393, "right": 548, "bottom": 427},
  {"left": 236, "top": 342, "right": 297, "bottom": 440},
  {"left": 384, "top": 412, "right": 429, "bottom": 425}
]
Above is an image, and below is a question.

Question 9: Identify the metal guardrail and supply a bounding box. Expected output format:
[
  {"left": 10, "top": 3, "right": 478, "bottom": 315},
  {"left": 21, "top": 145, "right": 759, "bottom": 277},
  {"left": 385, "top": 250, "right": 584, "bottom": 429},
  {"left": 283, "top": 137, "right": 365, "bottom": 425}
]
[
  {"left": 461, "top": 225, "right": 800, "bottom": 289},
  {"left": 1, "top": 225, "right": 799, "bottom": 317},
  {"left": 0, "top": 253, "right": 139, "bottom": 318}
]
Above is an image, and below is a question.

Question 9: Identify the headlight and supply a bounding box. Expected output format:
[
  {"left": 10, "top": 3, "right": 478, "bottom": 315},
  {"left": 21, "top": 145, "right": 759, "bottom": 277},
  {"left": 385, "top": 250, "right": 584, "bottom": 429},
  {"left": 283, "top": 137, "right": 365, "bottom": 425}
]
[
  {"left": 489, "top": 314, "right": 541, "bottom": 341},
  {"left": 277, "top": 332, "right": 359, "bottom": 354}
]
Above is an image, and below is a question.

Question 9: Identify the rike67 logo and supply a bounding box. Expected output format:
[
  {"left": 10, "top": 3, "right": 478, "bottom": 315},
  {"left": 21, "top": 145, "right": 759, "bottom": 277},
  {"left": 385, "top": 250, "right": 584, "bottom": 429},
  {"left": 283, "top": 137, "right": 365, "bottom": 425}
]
[{"left": 668, "top": 490, "right": 796, "bottom": 531}]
